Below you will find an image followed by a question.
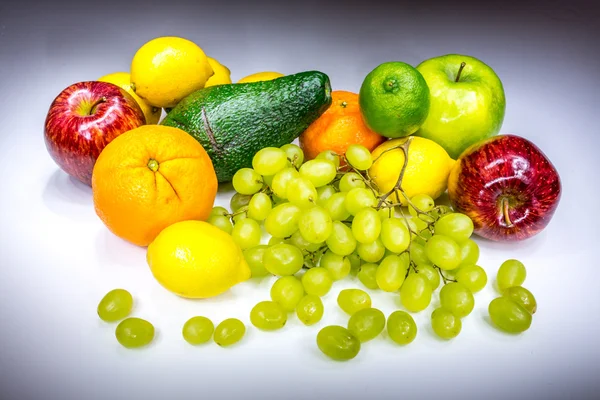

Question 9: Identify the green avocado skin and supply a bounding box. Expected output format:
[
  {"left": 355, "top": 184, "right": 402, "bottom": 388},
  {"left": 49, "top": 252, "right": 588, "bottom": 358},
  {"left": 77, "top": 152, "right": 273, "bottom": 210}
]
[{"left": 161, "top": 71, "right": 332, "bottom": 182}]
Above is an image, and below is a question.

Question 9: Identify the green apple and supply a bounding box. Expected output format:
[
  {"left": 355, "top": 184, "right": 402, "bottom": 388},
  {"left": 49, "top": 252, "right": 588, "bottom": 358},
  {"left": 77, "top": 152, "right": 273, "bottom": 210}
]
[{"left": 415, "top": 54, "right": 506, "bottom": 159}]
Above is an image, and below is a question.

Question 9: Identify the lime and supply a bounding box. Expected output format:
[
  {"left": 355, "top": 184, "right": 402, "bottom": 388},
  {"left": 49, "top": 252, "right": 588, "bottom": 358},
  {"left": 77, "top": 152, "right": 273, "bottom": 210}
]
[{"left": 359, "top": 62, "right": 430, "bottom": 138}]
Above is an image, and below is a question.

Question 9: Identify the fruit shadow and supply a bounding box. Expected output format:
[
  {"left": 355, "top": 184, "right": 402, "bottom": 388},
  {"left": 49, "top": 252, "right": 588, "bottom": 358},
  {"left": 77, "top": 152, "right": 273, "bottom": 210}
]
[
  {"left": 42, "top": 169, "right": 94, "bottom": 220},
  {"left": 95, "top": 228, "right": 147, "bottom": 269}
]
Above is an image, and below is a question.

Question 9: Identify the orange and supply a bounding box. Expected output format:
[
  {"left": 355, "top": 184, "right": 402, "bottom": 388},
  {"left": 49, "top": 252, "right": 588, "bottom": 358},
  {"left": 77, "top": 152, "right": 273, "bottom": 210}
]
[
  {"left": 299, "top": 90, "right": 387, "bottom": 161},
  {"left": 92, "top": 125, "right": 218, "bottom": 247}
]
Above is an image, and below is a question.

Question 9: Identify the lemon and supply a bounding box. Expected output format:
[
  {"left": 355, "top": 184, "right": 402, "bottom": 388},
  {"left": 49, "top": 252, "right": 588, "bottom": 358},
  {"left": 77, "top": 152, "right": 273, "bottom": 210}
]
[
  {"left": 98, "top": 72, "right": 162, "bottom": 124},
  {"left": 237, "top": 71, "right": 284, "bottom": 84},
  {"left": 205, "top": 57, "right": 232, "bottom": 87},
  {"left": 130, "top": 36, "right": 214, "bottom": 108},
  {"left": 369, "top": 137, "right": 455, "bottom": 206},
  {"left": 147, "top": 220, "right": 251, "bottom": 299}
]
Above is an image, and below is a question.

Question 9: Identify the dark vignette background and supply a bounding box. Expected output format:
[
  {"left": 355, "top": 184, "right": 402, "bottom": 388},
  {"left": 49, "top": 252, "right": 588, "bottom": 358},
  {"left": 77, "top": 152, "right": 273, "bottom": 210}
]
[{"left": 0, "top": 0, "right": 599, "bottom": 399}]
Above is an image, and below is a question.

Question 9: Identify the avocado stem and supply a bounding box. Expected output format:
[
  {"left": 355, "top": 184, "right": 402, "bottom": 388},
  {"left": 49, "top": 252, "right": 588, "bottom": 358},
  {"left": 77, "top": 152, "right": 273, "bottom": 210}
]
[
  {"left": 501, "top": 197, "right": 513, "bottom": 227},
  {"left": 455, "top": 62, "right": 466, "bottom": 82}
]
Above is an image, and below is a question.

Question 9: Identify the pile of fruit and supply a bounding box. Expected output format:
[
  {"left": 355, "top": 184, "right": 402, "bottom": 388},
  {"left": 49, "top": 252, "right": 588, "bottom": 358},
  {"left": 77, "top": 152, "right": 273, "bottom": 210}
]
[{"left": 44, "top": 36, "right": 561, "bottom": 359}]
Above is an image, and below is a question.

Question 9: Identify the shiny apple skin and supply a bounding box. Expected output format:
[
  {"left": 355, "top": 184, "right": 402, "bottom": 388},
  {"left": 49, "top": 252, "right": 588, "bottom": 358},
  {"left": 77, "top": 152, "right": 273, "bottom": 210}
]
[
  {"left": 448, "top": 134, "right": 561, "bottom": 241},
  {"left": 44, "top": 81, "right": 145, "bottom": 186}
]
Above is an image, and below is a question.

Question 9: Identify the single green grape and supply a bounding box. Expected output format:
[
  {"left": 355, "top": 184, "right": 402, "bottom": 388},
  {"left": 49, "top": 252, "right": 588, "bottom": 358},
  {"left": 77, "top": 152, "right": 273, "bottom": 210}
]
[
  {"left": 425, "top": 235, "right": 462, "bottom": 270},
  {"left": 502, "top": 286, "right": 537, "bottom": 314},
  {"left": 207, "top": 214, "right": 233, "bottom": 234},
  {"left": 348, "top": 252, "right": 362, "bottom": 271},
  {"left": 414, "top": 263, "right": 440, "bottom": 290},
  {"left": 263, "top": 244, "right": 304, "bottom": 276},
  {"left": 268, "top": 236, "right": 287, "bottom": 246},
  {"left": 288, "top": 230, "right": 323, "bottom": 252},
  {"left": 347, "top": 308, "right": 386, "bottom": 342},
  {"left": 357, "top": 239, "right": 386, "bottom": 263},
  {"left": 337, "top": 289, "right": 372, "bottom": 315},
  {"left": 439, "top": 282, "right": 475, "bottom": 318},
  {"left": 376, "top": 255, "right": 408, "bottom": 292},
  {"left": 455, "top": 264, "right": 488, "bottom": 293},
  {"left": 315, "top": 150, "right": 341, "bottom": 169},
  {"left": 182, "top": 316, "right": 214, "bottom": 345},
  {"left": 250, "top": 301, "right": 287, "bottom": 331},
  {"left": 324, "top": 192, "right": 351, "bottom": 221},
  {"left": 232, "top": 167, "right": 263, "bottom": 195},
  {"left": 326, "top": 221, "right": 357, "bottom": 256},
  {"left": 230, "top": 192, "right": 252, "bottom": 212},
  {"left": 270, "top": 275, "right": 305, "bottom": 311},
  {"left": 115, "top": 318, "right": 155, "bottom": 348},
  {"left": 400, "top": 273, "right": 433, "bottom": 313},
  {"left": 296, "top": 294, "right": 324, "bottom": 325},
  {"left": 345, "top": 144, "right": 373, "bottom": 171},
  {"left": 409, "top": 242, "right": 429, "bottom": 265},
  {"left": 317, "top": 325, "right": 360, "bottom": 361},
  {"left": 264, "top": 203, "right": 302, "bottom": 238},
  {"left": 431, "top": 308, "right": 461, "bottom": 340},
  {"left": 231, "top": 218, "right": 262, "bottom": 250},
  {"left": 214, "top": 318, "right": 246, "bottom": 346},
  {"left": 460, "top": 239, "right": 480, "bottom": 265},
  {"left": 352, "top": 207, "right": 381, "bottom": 244},
  {"left": 408, "top": 194, "right": 435, "bottom": 217},
  {"left": 339, "top": 172, "right": 366, "bottom": 192},
  {"left": 287, "top": 176, "right": 318, "bottom": 209},
  {"left": 497, "top": 259, "right": 527, "bottom": 291},
  {"left": 281, "top": 143, "right": 304, "bottom": 168},
  {"left": 380, "top": 218, "right": 410, "bottom": 253},
  {"left": 271, "top": 167, "right": 300, "bottom": 199},
  {"left": 434, "top": 213, "right": 474, "bottom": 243},
  {"left": 302, "top": 267, "right": 333, "bottom": 296},
  {"left": 210, "top": 206, "right": 229, "bottom": 218},
  {"left": 97, "top": 289, "right": 133, "bottom": 322},
  {"left": 345, "top": 188, "right": 377, "bottom": 216},
  {"left": 247, "top": 192, "right": 272, "bottom": 221},
  {"left": 320, "top": 251, "right": 351, "bottom": 280},
  {"left": 316, "top": 185, "right": 337, "bottom": 207},
  {"left": 298, "top": 206, "right": 333, "bottom": 243},
  {"left": 488, "top": 297, "right": 532, "bottom": 333},
  {"left": 252, "top": 147, "right": 289, "bottom": 176},
  {"left": 243, "top": 245, "right": 270, "bottom": 278},
  {"left": 299, "top": 159, "right": 337, "bottom": 188},
  {"left": 387, "top": 310, "right": 417, "bottom": 345},
  {"left": 357, "top": 263, "right": 379, "bottom": 290}
]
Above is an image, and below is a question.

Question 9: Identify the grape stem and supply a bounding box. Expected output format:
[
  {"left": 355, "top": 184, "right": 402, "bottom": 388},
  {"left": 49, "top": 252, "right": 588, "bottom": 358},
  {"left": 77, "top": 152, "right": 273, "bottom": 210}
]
[
  {"left": 434, "top": 266, "right": 457, "bottom": 284},
  {"left": 376, "top": 137, "right": 413, "bottom": 209}
]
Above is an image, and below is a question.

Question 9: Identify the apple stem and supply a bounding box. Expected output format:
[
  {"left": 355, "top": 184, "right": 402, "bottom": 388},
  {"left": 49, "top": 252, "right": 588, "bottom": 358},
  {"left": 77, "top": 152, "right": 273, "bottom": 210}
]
[
  {"left": 501, "top": 197, "right": 513, "bottom": 227},
  {"left": 89, "top": 97, "right": 107, "bottom": 115},
  {"left": 455, "top": 62, "right": 466, "bottom": 82}
]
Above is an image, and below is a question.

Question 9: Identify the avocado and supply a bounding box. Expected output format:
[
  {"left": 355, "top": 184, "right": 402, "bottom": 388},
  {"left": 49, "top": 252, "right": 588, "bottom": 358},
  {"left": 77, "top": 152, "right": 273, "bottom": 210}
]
[{"left": 160, "top": 71, "right": 332, "bottom": 182}]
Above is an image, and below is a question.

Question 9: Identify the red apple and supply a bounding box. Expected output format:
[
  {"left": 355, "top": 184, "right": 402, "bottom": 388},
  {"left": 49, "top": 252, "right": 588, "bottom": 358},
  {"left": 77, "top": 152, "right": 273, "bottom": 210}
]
[
  {"left": 44, "top": 81, "right": 145, "bottom": 186},
  {"left": 447, "top": 134, "right": 561, "bottom": 241}
]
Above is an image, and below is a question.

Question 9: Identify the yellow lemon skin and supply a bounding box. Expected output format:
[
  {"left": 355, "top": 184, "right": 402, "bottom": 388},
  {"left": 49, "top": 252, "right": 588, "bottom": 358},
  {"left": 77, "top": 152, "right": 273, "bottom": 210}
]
[
  {"left": 237, "top": 71, "right": 284, "bottom": 84},
  {"left": 98, "top": 72, "right": 161, "bottom": 124},
  {"left": 205, "top": 57, "right": 232, "bottom": 87},
  {"left": 369, "top": 137, "right": 455, "bottom": 206},
  {"left": 130, "top": 36, "right": 214, "bottom": 108},
  {"left": 147, "top": 220, "right": 251, "bottom": 299}
]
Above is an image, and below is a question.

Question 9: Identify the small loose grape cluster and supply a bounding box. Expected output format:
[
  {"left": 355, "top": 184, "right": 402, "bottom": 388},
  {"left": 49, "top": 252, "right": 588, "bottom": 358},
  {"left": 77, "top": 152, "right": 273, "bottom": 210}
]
[
  {"left": 489, "top": 259, "right": 537, "bottom": 333},
  {"left": 97, "top": 289, "right": 155, "bottom": 348},
  {"left": 97, "top": 289, "right": 248, "bottom": 348}
]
